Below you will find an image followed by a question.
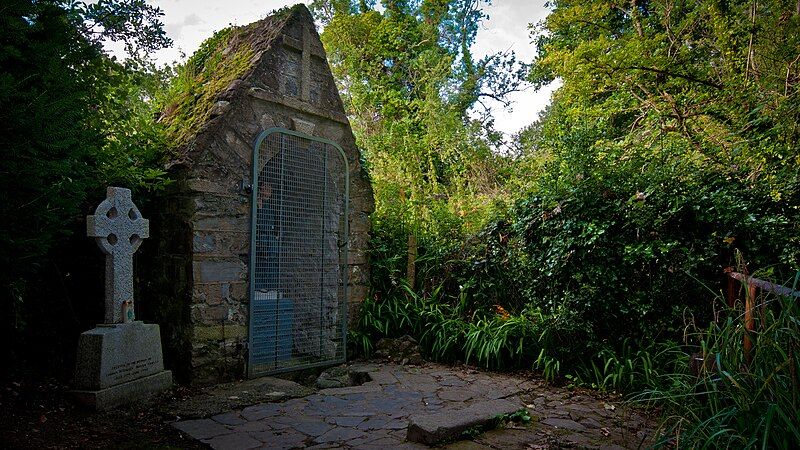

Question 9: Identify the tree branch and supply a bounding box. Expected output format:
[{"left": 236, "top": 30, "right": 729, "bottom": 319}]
[{"left": 621, "top": 66, "right": 723, "bottom": 89}]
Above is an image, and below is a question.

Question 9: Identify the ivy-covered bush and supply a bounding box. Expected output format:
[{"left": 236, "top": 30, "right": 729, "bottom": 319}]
[{"left": 513, "top": 156, "right": 797, "bottom": 354}]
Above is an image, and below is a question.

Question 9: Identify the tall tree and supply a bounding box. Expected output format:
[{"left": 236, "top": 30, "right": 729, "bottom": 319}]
[
  {"left": 0, "top": 0, "right": 171, "bottom": 363},
  {"left": 312, "top": 0, "right": 524, "bottom": 241}
]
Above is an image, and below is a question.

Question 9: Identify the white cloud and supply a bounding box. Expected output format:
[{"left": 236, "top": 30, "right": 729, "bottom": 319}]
[{"left": 473, "top": 0, "right": 557, "bottom": 136}]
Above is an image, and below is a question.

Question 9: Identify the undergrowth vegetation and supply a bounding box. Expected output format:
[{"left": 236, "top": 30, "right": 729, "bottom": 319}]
[
  {"left": 157, "top": 26, "right": 254, "bottom": 147},
  {"left": 329, "top": 1, "right": 800, "bottom": 448},
  {"left": 639, "top": 286, "right": 800, "bottom": 448}
]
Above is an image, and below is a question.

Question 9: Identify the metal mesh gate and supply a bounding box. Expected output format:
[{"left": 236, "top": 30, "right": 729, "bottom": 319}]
[{"left": 248, "top": 128, "right": 349, "bottom": 377}]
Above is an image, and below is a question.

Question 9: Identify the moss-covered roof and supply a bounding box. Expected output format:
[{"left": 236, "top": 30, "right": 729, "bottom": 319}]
[{"left": 159, "top": 4, "right": 310, "bottom": 152}]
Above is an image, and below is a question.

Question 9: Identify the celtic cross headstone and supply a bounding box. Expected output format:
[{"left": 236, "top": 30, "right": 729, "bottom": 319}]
[
  {"left": 87, "top": 187, "right": 149, "bottom": 324},
  {"left": 72, "top": 187, "right": 171, "bottom": 410}
]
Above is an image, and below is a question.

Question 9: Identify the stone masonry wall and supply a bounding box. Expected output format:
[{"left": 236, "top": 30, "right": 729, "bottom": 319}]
[
  {"left": 186, "top": 126, "right": 253, "bottom": 384},
  {"left": 152, "top": 6, "right": 374, "bottom": 385},
  {"left": 183, "top": 96, "right": 373, "bottom": 384}
]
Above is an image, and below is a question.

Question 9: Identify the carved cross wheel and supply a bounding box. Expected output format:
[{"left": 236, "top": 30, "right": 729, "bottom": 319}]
[{"left": 87, "top": 187, "right": 149, "bottom": 324}]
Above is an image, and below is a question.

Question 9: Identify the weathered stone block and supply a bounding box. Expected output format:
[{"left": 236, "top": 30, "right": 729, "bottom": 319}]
[
  {"left": 73, "top": 370, "right": 172, "bottom": 411},
  {"left": 194, "top": 216, "right": 250, "bottom": 232},
  {"left": 348, "top": 264, "right": 368, "bottom": 285},
  {"left": 193, "top": 193, "right": 249, "bottom": 217},
  {"left": 193, "top": 324, "right": 248, "bottom": 342},
  {"left": 223, "top": 282, "right": 248, "bottom": 303},
  {"left": 191, "top": 304, "right": 230, "bottom": 324},
  {"left": 406, "top": 399, "right": 521, "bottom": 445},
  {"left": 187, "top": 178, "right": 231, "bottom": 194},
  {"left": 72, "top": 321, "right": 172, "bottom": 410},
  {"left": 193, "top": 259, "right": 245, "bottom": 283},
  {"left": 192, "top": 230, "right": 248, "bottom": 255},
  {"left": 348, "top": 285, "right": 369, "bottom": 304},
  {"left": 74, "top": 322, "right": 167, "bottom": 390}
]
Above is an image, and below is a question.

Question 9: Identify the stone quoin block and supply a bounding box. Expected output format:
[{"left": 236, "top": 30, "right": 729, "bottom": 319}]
[{"left": 193, "top": 260, "right": 245, "bottom": 284}]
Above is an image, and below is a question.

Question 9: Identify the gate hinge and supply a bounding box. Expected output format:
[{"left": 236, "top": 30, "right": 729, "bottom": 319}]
[{"left": 239, "top": 178, "right": 253, "bottom": 196}]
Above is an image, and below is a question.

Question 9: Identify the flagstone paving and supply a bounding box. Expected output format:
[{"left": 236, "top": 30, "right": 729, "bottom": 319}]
[{"left": 173, "top": 362, "right": 656, "bottom": 449}]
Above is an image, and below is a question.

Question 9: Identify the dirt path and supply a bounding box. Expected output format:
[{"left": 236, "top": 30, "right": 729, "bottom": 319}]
[{"left": 0, "top": 376, "right": 203, "bottom": 449}]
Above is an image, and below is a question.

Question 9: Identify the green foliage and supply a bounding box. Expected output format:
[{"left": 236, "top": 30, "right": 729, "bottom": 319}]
[
  {"left": 354, "top": 282, "right": 550, "bottom": 369},
  {"left": 524, "top": 0, "right": 800, "bottom": 266},
  {"left": 0, "top": 0, "right": 171, "bottom": 283},
  {"left": 315, "top": 0, "right": 522, "bottom": 255},
  {"left": 636, "top": 286, "right": 800, "bottom": 449},
  {"left": 510, "top": 138, "right": 795, "bottom": 351},
  {"left": 463, "top": 313, "right": 539, "bottom": 369},
  {"left": 511, "top": 3, "right": 800, "bottom": 446},
  {"left": 70, "top": 0, "right": 172, "bottom": 61},
  {"left": 568, "top": 339, "right": 686, "bottom": 393},
  {"left": 1, "top": 0, "right": 171, "bottom": 368},
  {"left": 357, "top": 8, "right": 798, "bottom": 429},
  {"left": 496, "top": 408, "right": 532, "bottom": 424}
]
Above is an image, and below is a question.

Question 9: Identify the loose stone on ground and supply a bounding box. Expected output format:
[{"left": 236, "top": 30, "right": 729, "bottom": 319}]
[{"left": 407, "top": 399, "right": 521, "bottom": 444}]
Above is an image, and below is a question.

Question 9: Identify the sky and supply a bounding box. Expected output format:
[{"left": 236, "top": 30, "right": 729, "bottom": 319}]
[{"left": 141, "top": 0, "right": 559, "bottom": 136}]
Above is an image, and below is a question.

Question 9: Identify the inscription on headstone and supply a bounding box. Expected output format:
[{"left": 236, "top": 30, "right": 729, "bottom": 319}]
[
  {"left": 108, "top": 356, "right": 157, "bottom": 383},
  {"left": 87, "top": 187, "right": 149, "bottom": 323}
]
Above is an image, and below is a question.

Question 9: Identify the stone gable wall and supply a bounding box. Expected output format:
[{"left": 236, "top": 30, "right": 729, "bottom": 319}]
[{"left": 145, "top": 7, "right": 373, "bottom": 385}]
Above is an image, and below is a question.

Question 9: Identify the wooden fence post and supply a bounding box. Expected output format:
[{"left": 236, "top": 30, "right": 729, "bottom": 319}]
[{"left": 744, "top": 281, "right": 757, "bottom": 366}]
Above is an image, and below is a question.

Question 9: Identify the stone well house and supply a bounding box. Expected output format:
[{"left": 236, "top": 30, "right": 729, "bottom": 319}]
[{"left": 142, "top": 5, "right": 374, "bottom": 384}]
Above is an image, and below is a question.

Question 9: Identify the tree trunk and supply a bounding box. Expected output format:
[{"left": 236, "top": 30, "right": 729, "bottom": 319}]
[{"left": 406, "top": 233, "right": 417, "bottom": 289}]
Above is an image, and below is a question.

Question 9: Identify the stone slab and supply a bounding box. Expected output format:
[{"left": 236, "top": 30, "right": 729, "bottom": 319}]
[
  {"left": 204, "top": 432, "right": 262, "bottom": 450},
  {"left": 541, "top": 417, "right": 587, "bottom": 431},
  {"left": 74, "top": 321, "right": 166, "bottom": 390},
  {"left": 173, "top": 418, "right": 233, "bottom": 440},
  {"left": 73, "top": 369, "right": 172, "bottom": 411},
  {"left": 318, "top": 382, "right": 382, "bottom": 396},
  {"left": 406, "top": 398, "right": 521, "bottom": 445}
]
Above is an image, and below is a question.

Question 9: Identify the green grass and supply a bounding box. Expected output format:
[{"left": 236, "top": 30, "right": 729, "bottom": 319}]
[{"left": 634, "top": 288, "right": 800, "bottom": 449}]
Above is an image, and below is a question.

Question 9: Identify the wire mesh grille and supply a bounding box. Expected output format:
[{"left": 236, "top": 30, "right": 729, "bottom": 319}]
[{"left": 249, "top": 130, "right": 348, "bottom": 377}]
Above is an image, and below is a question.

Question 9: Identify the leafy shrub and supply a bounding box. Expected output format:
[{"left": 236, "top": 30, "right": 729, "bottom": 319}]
[{"left": 512, "top": 147, "right": 797, "bottom": 358}]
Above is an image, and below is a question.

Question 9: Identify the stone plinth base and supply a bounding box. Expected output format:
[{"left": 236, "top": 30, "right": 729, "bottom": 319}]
[
  {"left": 73, "top": 370, "right": 173, "bottom": 411},
  {"left": 73, "top": 321, "right": 172, "bottom": 409}
]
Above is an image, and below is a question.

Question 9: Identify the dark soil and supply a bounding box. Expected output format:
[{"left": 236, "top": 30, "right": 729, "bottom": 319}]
[{"left": 0, "top": 375, "right": 204, "bottom": 450}]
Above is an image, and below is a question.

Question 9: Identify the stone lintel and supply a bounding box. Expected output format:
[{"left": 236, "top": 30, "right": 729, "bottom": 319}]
[{"left": 248, "top": 87, "right": 348, "bottom": 125}]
